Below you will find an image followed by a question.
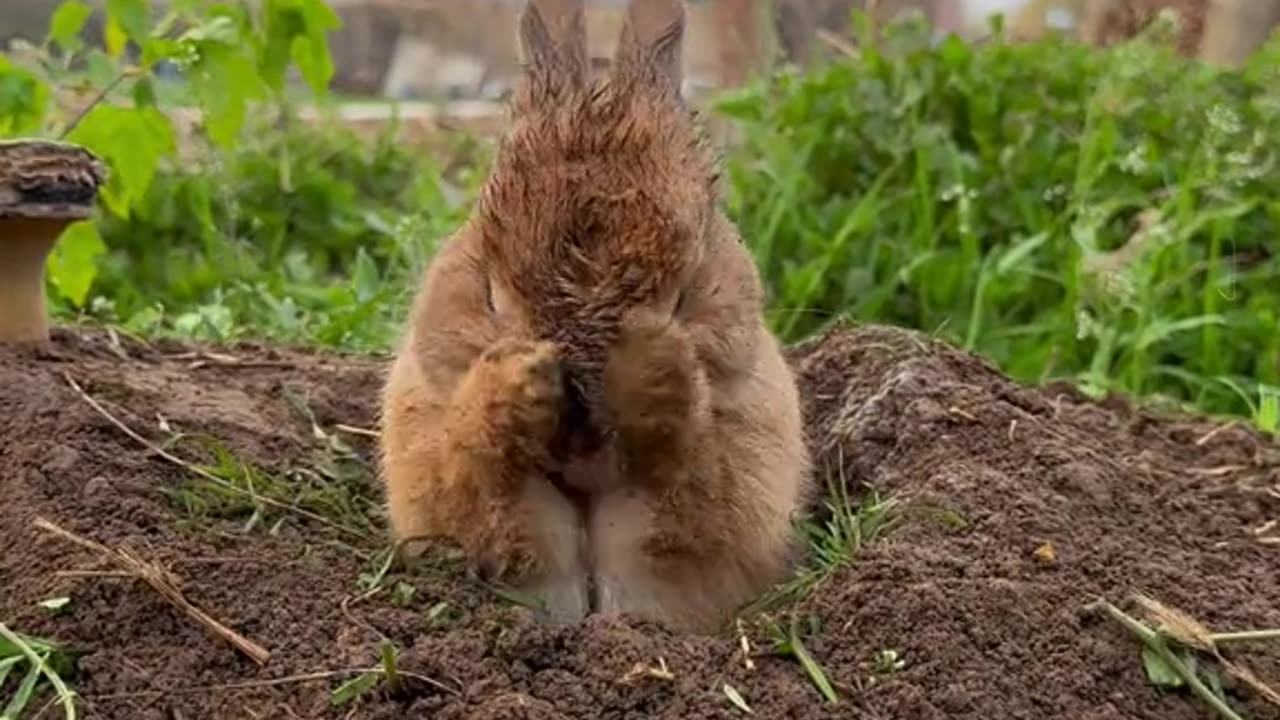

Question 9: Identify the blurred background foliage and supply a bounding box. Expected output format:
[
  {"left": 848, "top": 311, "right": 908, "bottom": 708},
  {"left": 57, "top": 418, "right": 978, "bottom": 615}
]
[{"left": 0, "top": 1, "right": 1277, "bottom": 427}]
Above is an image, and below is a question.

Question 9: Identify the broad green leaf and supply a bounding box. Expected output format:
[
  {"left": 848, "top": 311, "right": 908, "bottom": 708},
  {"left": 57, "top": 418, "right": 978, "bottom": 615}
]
[
  {"left": 261, "top": 0, "right": 339, "bottom": 94},
  {"left": 48, "top": 0, "right": 95, "bottom": 53},
  {"left": 179, "top": 14, "right": 241, "bottom": 45},
  {"left": 105, "top": 0, "right": 150, "bottom": 46},
  {"left": 67, "top": 105, "right": 175, "bottom": 216},
  {"left": 131, "top": 76, "right": 156, "bottom": 109},
  {"left": 260, "top": 0, "right": 305, "bottom": 91},
  {"left": 0, "top": 59, "right": 51, "bottom": 135},
  {"left": 1141, "top": 646, "right": 1185, "bottom": 688},
  {"left": 290, "top": 34, "right": 334, "bottom": 96},
  {"left": 103, "top": 14, "right": 128, "bottom": 58},
  {"left": 83, "top": 49, "right": 118, "bottom": 87},
  {"left": 190, "top": 45, "right": 262, "bottom": 147},
  {"left": 48, "top": 221, "right": 107, "bottom": 307},
  {"left": 352, "top": 248, "right": 380, "bottom": 303}
]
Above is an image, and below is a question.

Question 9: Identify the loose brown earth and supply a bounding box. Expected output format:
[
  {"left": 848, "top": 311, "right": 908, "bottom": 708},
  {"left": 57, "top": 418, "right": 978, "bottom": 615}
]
[{"left": 2, "top": 323, "right": 1278, "bottom": 720}]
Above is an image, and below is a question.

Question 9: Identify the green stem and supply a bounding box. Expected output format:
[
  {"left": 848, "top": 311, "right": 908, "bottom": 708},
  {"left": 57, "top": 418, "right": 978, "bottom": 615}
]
[
  {"left": 1085, "top": 601, "right": 1243, "bottom": 720},
  {"left": 0, "top": 622, "right": 77, "bottom": 720},
  {"left": 1210, "top": 629, "right": 1280, "bottom": 644},
  {"left": 379, "top": 641, "right": 402, "bottom": 694}
]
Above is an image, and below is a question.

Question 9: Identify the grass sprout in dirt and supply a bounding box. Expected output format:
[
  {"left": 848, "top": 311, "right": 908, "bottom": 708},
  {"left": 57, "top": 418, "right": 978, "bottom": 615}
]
[
  {"left": 741, "top": 472, "right": 899, "bottom": 617},
  {"left": 0, "top": 623, "right": 77, "bottom": 720}
]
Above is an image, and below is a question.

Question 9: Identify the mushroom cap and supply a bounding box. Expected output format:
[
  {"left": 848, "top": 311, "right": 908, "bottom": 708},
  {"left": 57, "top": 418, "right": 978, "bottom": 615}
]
[{"left": 0, "top": 139, "right": 107, "bottom": 221}]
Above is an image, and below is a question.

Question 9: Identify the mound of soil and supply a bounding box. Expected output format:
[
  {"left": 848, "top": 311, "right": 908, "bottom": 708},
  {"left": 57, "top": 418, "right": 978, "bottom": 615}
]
[{"left": 2, "top": 324, "right": 1277, "bottom": 720}]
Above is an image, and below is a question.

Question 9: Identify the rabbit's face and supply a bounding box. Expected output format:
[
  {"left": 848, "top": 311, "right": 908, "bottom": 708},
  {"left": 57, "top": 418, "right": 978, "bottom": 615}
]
[
  {"left": 466, "top": 0, "right": 717, "bottom": 446},
  {"left": 477, "top": 79, "right": 716, "bottom": 442}
]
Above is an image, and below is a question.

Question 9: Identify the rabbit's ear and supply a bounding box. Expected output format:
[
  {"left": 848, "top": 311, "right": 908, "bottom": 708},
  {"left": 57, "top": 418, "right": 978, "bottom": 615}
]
[
  {"left": 612, "top": 0, "right": 685, "bottom": 95},
  {"left": 518, "top": 0, "right": 589, "bottom": 89}
]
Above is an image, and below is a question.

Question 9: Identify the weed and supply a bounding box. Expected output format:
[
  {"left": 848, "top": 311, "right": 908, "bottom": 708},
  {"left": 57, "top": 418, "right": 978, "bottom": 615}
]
[
  {"left": 1085, "top": 596, "right": 1280, "bottom": 720},
  {"left": 719, "top": 15, "right": 1280, "bottom": 421},
  {"left": 742, "top": 471, "right": 898, "bottom": 617},
  {"left": 759, "top": 615, "right": 840, "bottom": 705},
  {"left": 0, "top": 623, "right": 78, "bottom": 720},
  {"left": 167, "top": 434, "right": 380, "bottom": 541},
  {"left": 329, "top": 640, "right": 408, "bottom": 707}
]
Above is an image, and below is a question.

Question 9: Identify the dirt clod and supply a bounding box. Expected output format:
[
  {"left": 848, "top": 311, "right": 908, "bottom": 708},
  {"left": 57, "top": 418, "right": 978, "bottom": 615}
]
[{"left": 3, "top": 323, "right": 1278, "bottom": 719}]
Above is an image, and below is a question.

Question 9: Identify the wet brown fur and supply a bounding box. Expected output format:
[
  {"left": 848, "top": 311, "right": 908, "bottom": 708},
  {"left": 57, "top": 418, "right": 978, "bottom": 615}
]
[{"left": 379, "top": 0, "right": 810, "bottom": 633}]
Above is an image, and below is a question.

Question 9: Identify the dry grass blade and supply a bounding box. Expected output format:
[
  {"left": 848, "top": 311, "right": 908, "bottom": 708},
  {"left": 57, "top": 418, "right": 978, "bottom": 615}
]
[
  {"left": 1134, "top": 594, "right": 1216, "bottom": 652},
  {"left": 32, "top": 517, "right": 271, "bottom": 666},
  {"left": 1134, "top": 594, "right": 1280, "bottom": 709},
  {"left": 334, "top": 424, "right": 380, "bottom": 439},
  {"left": 63, "top": 373, "right": 366, "bottom": 540},
  {"left": 620, "top": 657, "right": 674, "bottom": 685},
  {"left": 1221, "top": 659, "right": 1280, "bottom": 708},
  {"left": 85, "top": 667, "right": 462, "bottom": 701},
  {"left": 1086, "top": 598, "right": 1244, "bottom": 720}
]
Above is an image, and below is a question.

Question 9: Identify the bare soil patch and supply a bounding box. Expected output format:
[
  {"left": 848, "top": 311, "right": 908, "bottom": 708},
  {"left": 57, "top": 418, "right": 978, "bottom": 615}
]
[{"left": 2, "top": 323, "right": 1277, "bottom": 719}]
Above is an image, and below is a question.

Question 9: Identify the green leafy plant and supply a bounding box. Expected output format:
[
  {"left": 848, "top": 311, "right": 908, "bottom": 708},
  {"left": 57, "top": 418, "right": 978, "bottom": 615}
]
[
  {"left": 0, "top": 0, "right": 342, "bottom": 307},
  {"left": 719, "top": 12, "right": 1280, "bottom": 420}
]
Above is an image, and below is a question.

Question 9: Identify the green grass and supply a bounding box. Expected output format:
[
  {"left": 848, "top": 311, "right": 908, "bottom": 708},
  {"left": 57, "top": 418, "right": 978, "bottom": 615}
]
[
  {"left": 717, "top": 16, "right": 1280, "bottom": 421},
  {"left": 0, "top": 623, "right": 77, "bottom": 720},
  {"left": 741, "top": 475, "right": 899, "bottom": 619}
]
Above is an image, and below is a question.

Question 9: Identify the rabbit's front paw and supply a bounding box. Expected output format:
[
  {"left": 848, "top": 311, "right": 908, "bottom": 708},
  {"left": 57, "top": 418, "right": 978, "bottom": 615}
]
[
  {"left": 469, "top": 338, "right": 567, "bottom": 453},
  {"left": 603, "top": 312, "right": 703, "bottom": 462}
]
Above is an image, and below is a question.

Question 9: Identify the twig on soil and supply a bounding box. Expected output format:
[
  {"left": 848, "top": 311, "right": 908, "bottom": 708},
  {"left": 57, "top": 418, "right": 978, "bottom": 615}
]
[
  {"left": 84, "top": 667, "right": 461, "bottom": 700},
  {"left": 621, "top": 657, "right": 674, "bottom": 685},
  {"left": 339, "top": 590, "right": 389, "bottom": 646},
  {"left": 161, "top": 350, "right": 294, "bottom": 370},
  {"left": 1085, "top": 598, "right": 1246, "bottom": 720},
  {"left": 736, "top": 619, "right": 756, "bottom": 671},
  {"left": 334, "top": 424, "right": 379, "bottom": 439},
  {"left": 1196, "top": 422, "right": 1242, "bottom": 446},
  {"left": 63, "top": 373, "right": 367, "bottom": 541},
  {"left": 1211, "top": 629, "right": 1280, "bottom": 644},
  {"left": 32, "top": 517, "right": 271, "bottom": 667},
  {"left": 53, "top": 570, "right": 135, "bottom": 579},
  {"left": 1189, "top": 465, "right": 1249, "bottom": 477}
]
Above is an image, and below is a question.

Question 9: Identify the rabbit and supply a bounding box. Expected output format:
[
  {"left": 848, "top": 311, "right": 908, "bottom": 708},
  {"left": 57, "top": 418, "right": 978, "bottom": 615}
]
[{"left": 378, "top": 0, "right": 811, "bottom": 634}]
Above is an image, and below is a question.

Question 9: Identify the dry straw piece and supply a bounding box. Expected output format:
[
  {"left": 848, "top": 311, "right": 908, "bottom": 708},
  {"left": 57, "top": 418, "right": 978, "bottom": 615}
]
[{"left": 32, "top": 517, "right": 271, "bottom": 666}]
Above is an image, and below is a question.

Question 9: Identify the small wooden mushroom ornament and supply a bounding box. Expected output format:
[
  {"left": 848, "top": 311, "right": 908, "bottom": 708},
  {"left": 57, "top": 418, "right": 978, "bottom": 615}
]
[{"left": 0, "top": 139, "right": 107, "bottom": 343}]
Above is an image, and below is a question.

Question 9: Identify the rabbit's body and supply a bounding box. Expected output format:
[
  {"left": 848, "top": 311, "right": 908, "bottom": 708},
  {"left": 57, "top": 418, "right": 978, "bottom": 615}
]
[{"left": 380, "top": 0, "right": 810, "bottom": 633}]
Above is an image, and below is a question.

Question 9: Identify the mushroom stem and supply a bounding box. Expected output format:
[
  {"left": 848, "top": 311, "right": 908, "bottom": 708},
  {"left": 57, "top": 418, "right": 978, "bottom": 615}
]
[
  {"left": 0, "top": 138, "right": 106, "bottom": 343},
  {"left": 0, "top": 218, "right": 69, "bottom": 342}
]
